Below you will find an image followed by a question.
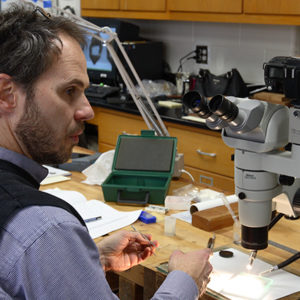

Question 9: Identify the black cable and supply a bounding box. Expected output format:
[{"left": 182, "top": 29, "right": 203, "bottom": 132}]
[
  {"left": 262, "top": 213, "right": 300, "bottom": 274},
  {"left": 177, "top": 50, "right": 196, "bottom": 73},
  {"left": 268, "top": 212, "right": 284, "bottom": 231},
  {"left": 277, "top": 252, "right": 300, "bottom": 269}
]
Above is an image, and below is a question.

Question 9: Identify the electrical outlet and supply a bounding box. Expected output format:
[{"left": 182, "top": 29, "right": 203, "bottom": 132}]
[{"left": 196, "top": 45, "right": 208, "bottom": 64}]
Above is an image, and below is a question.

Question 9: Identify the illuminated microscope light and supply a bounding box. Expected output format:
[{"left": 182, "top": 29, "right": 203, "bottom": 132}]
[{"left": 246, "top": 250, "right": 257, "bottom": 271}]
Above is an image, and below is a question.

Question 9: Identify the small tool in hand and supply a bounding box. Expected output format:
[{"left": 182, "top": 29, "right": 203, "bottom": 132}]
[
  {"left": 131, "top": 225, "right": 156, "bottom": 255},
  {"left": 207, "top": 234, "right": 216, "bottom": 250}
]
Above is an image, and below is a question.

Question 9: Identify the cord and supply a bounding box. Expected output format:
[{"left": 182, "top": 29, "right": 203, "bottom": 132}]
[
  {"left": 177, "top": 50, "right": 196, "bottom": 73},
  {"left": 180, "top": 169, "right": 195, "bottom": 182},
  {"left": 260, "top": 251, "right": 300, "bottom": 276},
  {"left": 277, "top": 252, "right": 300, "bottom": 269},
  {"left": 268, "top": 212, "right": 284, "bottom": 231}
]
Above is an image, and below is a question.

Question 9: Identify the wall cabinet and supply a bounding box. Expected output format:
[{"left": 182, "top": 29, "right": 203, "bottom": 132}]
[
  {"left": 82, "top": 0, "right": 166, "bottom": 12},
  {"left": 82, "top": 0, "right": 120, "bottom": 10},
  {"left": 244, "top": 0, "right": 300, "bottom": 15},
  {"left": 169, "top": 0, "right": 242, "bottom": 14},
  {"left": 121, "top": 0, "right": 166, "bottom": 12},
  {"left": 82, "top": 0, "right": 300, "bottom": 25},
  {"left": 87, "top": 106, "right": 234, "bottom": 193}
]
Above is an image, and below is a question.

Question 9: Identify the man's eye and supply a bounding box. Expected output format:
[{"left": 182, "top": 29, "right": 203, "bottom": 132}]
[{"left": 66, "top": 87, "right": 75, "bottom": 95}]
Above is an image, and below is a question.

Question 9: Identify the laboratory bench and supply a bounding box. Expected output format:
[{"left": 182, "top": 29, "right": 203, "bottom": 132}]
[
  {"left": 86, "top": 97, "right": 235, "bottom": 194},
  {"left": 40, "top": 166, "right": 300, "bottom": 300}
]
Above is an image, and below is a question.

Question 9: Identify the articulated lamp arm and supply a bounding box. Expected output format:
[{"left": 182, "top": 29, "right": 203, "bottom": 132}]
[{"left": 51, "top": 3, "right": 170, "bottom": 137}]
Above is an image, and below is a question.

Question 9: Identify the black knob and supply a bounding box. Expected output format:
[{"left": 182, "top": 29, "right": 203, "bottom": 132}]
[
  {"left": 279, "top": 175, "right": 295, "bottom": 186},
  {"left": 231, "top": 154, "right": 235, "bottom": 161},
  {"left": 238, "top": 192, "right": 246, "bottom": 200}
]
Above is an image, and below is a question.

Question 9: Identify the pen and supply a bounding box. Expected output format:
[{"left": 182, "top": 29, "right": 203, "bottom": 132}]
[
  {"left": 131, "top": 225, "right": 156, "bottom": 255},
  {"left": 207, "top": 234, "right": 216, "bottom": 250},
  {"left": 84, "top": 216, "right": 102, "bottom": 223}
]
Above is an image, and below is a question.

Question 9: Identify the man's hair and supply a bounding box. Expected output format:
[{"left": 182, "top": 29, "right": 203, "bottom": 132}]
[{"left": 0, "top": 2, "right": 86, "bottom": 94}]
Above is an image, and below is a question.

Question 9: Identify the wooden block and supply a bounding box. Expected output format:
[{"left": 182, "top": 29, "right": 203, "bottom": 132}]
[
  {"left": 192, "top": 202, "right": 238, "bottom": 232},
  {"left": 251, "top": 92, "right": 290, "bottom": 105}
]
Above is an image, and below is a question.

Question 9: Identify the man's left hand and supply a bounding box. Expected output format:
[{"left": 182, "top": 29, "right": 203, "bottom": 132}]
[{"left": 97, "top": 230, "right": 158, "bottom": 272}]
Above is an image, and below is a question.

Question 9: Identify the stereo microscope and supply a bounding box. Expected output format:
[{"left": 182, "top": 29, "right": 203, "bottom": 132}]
[{"left": 183, "top": 91, "right": 300, "bottom": 252}]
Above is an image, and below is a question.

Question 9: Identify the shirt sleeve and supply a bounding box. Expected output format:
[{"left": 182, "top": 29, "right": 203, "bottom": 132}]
[
  {"left": 152, "top": 270, "right": 199, "bottom": 300},
  {"left": 8, "top": 219, "right": 118, "bottom": 300},
  {"left": 5, "top": 208, "right": 198, "bottom": 300}
]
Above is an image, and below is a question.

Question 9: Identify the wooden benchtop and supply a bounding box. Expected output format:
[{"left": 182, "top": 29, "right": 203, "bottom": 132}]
[{"left": 40, "top": 150, "right": 300, "bottom": 299}]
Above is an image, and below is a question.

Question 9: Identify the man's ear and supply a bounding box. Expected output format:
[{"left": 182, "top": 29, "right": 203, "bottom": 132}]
[{"left": 0, "top": 73, "right": 17, "bottom": 112}]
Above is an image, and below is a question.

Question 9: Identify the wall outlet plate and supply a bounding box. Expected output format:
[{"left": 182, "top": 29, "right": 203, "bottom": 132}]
[{"left": 196, "top": 45, "right": 208, "bottom": 64}]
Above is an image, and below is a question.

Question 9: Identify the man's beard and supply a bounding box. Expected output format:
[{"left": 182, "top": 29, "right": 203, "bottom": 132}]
[{"left": 15, "top": 95, "right": 84, "bottom": 165}]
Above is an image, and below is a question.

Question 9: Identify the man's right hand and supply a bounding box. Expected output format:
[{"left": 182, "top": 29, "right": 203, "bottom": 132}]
[{"left": 168, "top": 248, "right": 213, "bottom": 296}]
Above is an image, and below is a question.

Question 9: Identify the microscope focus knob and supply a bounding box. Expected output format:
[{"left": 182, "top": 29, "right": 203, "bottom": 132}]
[
  {"left": 279, "top": 175, "right": 295, "bottom": 186},
  {"left": 238, "top": 192, "right": 246, "bottom": 200}
]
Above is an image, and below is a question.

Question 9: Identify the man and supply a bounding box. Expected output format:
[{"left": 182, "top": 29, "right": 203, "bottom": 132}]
[{"left": 0, "top": 3, "right": 212, "bottom": 299}]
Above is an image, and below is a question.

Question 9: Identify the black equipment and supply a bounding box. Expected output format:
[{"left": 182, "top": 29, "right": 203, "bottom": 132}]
[{"left": 264, "top": 56, "right": 300, "bottom": 105}]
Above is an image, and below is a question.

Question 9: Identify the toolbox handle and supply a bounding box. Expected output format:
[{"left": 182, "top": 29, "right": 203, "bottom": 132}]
[{"left": 117, "top": 190, "right": 150, "bottom": 205}]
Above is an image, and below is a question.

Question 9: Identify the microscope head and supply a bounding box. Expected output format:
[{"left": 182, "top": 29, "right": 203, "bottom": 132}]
[
  {"left": 183, "top": 93, "right": 293, "bottom": 251},
  {"left": 208, "top": 95, "right": 289, "bottom": 151}
]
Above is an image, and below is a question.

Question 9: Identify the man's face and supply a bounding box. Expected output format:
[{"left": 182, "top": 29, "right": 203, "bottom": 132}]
[{"left": 15, "top": 34, "right": 94, "bottom": 164}]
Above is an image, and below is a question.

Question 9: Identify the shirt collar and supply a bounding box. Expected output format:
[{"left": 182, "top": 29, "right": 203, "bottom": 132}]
[{"left": 0, "top": 147, "right": 48, "bottom": 183}]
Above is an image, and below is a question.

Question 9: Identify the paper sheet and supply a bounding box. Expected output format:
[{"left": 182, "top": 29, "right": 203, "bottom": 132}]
[
  {"left": 41, "top": 175, "right": 71, "bottom": 185},
  {"left": 74, "top": 200, "right": 142, "bottom": 238},
  {"left": 43, "top": 165, "right": 71, "bottom": 177},
  {"left": 208, "top": 248, "right": 300, "bottom": 300},
  {"left": 171, "top": 211, "right": 192, "bottom": 223},
  {"left": 41, "top": 166, "right": 72, "bottom": 185},
  {"left": 43, "top": 189, "right": 142, "bottom": 238}
]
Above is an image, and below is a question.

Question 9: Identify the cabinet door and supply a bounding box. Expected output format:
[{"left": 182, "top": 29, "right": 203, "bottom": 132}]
[
  {"left": 169, "top": 0, "right": 242, "bottom": 13},
  {"left": 184, "top": 165, "right": 234, "bottom": 192},
  {"left": 244, "top": 0, "right": 300, "bottom": 15},
  {"left": 121, "top": 0, "right": 166, "bottom": 11},
  {"left": 168, "top": 126, "right": 234, "bottom": 177},
  {"left": 95, "top": 109, "right": 146, "bottom": 151},
  {"left": 82, "top": 0, "right": 120, "bottom": 10}
]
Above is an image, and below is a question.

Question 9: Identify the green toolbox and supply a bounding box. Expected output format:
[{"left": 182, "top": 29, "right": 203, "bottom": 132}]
[{"left": 102, "top": 130, "right": 177, "bottom": 205}]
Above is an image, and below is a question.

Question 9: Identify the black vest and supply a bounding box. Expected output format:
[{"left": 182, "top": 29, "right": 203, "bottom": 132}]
[{"left": 0, "top": 159, "right": 86, "bottom": 230}]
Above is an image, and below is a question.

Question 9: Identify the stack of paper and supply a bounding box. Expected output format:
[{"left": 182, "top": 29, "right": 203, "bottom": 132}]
[
  {"left": 41, "top": 165, "right": 72, "bottom": 185},
  {"left": 43, "top": 189, "right": 142, "bottom": 238}
]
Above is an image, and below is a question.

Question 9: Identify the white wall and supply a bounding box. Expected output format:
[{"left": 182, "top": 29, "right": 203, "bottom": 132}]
[{"left": 130, "top": 19, "right": 300, "bottom": 84}]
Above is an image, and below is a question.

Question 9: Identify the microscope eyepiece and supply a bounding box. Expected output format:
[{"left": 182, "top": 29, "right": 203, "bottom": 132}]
[
  {"left": 208, "top": 95, "right": 239, "bottom": 122},
  {"left": 182, "top": 91, "right": 212, "bottom": 119}
]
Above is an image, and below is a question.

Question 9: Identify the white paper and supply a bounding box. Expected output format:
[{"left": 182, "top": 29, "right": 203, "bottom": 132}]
[
  {"left": 44, "top": 188, "right": 87, "bottom": 205},
  {"left": 40, "top": 175, "right": 71, "bottom": 186},
  {"left": 171, "top": 211, "right": 192, "bottom": 223},
  {"left": 43, "top": 165, "right": 71, "bottom": 177},
  {"left": 82, "top": 150, "right": 115, "bottom": 186},
  {"left": 43, "top": 189, "right": 142, "bottom": 238},
  {"left": 74, "top": 200, "right": 142, "bottom": 238},
  {"left": 208, "top": 248, "right": 300, "bottom": 300}
]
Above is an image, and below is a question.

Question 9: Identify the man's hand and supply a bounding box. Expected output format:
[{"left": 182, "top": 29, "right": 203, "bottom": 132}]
[
  {"left": 168, "top": 248, "right": 213, "bottom": 296},
  {"left": 97, "top": 230, "right": 158, "bottom": 272}
]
